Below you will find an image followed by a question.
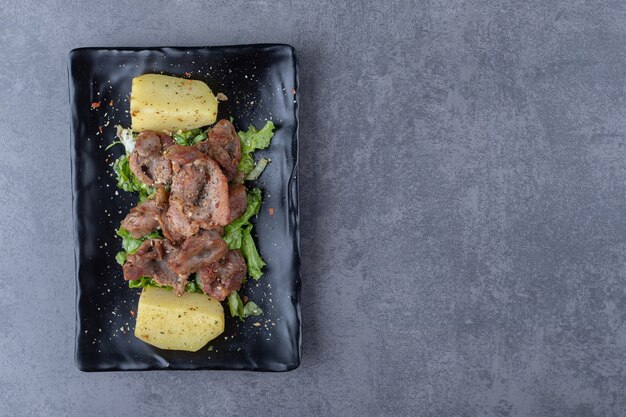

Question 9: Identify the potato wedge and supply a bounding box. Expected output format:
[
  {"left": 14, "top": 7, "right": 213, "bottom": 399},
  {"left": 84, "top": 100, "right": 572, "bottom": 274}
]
[
  {"left": 131, "top": 74, "right": 218, "bottom": 132},
  {"left": 134, "top": 286, "right": 224, "bottom": 352}
]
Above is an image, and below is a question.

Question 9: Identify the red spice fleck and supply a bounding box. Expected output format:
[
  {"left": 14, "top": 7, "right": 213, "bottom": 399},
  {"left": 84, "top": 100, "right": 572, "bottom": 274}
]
[
  {"left": 98, "top": 126, "right": 103, "bottom": 134},
  {"left": 91, "top": 101, "right": 101, "bottom": 109},
  {"left": 109, "top": 100, "right": 114, "bottom": 106},
  {"left": 130, "top": 310, "right": 136, "bottom": 317},
  {"left": 268, "top": 207, "right": 274, "bottom": 216},
  {"left": 291, "top": 88, "right": 296, "bottom": 95},
  {"left": 184, "top": 72, "right": 192, "bottom": 78}
]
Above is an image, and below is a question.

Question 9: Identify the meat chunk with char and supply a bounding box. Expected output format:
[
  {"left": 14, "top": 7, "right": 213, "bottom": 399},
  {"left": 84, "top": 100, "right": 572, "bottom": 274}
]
[
  {"left": 121, "top": 187, "right": 168, "bottom": 239},
  {"left": 197, "top": 250, "right": 247, "bottom": 301},
  {"left": 190, "top": 157, "right": 230, "bottom": 228},
  {"left": 169, "top": 230, "right": 228, "bottom": 276},
  {"left": 129, "top": 131, "right": 175, "bottom": 186},
  {"left": 122, "top": 239, "right": 188, "bottom": 296},
  {"left": 161, "top": 155, "right": 230, "bottom": 242},
  {"left": 121, "top": 200, "right": 160, "bottom": 239},
  {"left": 169, "top": 157, "right": 207, "bottom": 201},
  {"left": 160, "top": 198, "right": 200, "bottom": 243},
  {"left": 228, "top": 183, "right": 247, "bottom": 222},
  {"left": 164, "top": 144, "right": 205, "bottom": 166},
  {"left": 197, "top": 119, "right": 241, "bottom": 180},
  {"left": 120, "top": 124, "right": 254, "bottom": 298}
]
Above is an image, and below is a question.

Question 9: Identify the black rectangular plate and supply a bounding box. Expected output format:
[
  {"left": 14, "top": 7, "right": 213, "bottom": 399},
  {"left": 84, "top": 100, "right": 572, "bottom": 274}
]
[{"left": 69, "top": 45, "right": 300, "bottom": 371}]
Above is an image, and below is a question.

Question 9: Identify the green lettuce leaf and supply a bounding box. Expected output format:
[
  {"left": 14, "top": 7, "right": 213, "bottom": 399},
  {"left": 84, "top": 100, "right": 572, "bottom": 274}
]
[
  {"left": 235, "top": 121, "right": 275, "bottom": 179},
  {"left": 243, "top": 301, "right": 263, "bottom": 317},
  {"left": 227, "top": 291, "right": 263, "bottom": 320},
  {"left": 246, "top": 158, "right": 269, "bottom": 181},
  {"left": 237, "top": 153, "right": 255, "bottom": 176},
  {"left": 222, "top": 189, "right": 265, "bottom": 279},
  {"left": 128, "top": 276, "right": 165, "bottom": 289},
  {"left": 112, "top": 154, "right": 155, "bottom": 201},
  {"left": 173, "top": 128, "right": 207, "bottom": 146},
  {"left": 241, "top": 225, "right": 265, "bottom": 280},
  {"left": 223, "top": 227, "right": 243, "bottom": 250},
  {"left": 107, "top": 126, "right": 137, "bottom": 153},
  {"left": 115, "top": 251, "right": 127, "bottom": 266},
  {"left": 116, "top": 228, "right": 161, "bottom": 254},
  {"left": 238, "top": 121, "right": 275, "bottom": 154},
  {"left": 224, "top": 188, "right": 262, "bottom": 234},
  {"left": 227, "top": 291, "right": 241, "bottom": 317},
  {"left": 184, "top": 276, "right": 203, "bottom": 293},
  {"left": 105, "top": 140, "right": 123, "bottom": 151},
  {"left": 128, "top": 275, "right": 204, "bottom": 294},
  {"left": 223, "top": 188, "right": 265, "bottom": 278}
]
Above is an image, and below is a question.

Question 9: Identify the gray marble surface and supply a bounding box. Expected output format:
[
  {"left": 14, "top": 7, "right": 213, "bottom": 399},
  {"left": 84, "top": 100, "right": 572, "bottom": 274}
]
[{"left": 1, "top": 1, "right": 626, "bottom": 416}]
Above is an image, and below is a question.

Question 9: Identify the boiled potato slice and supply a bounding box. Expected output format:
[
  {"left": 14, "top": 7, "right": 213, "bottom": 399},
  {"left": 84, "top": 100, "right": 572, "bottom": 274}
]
[
  {"left": 131, "top": 74, "right": 218, "bottom": 132},
  {"left": 134, "top": 286, "right": 224, "bottom": 352}
]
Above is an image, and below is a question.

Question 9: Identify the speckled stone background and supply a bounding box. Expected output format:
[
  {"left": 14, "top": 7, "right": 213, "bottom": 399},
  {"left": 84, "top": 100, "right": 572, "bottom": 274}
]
[{"left": 1, "top": 0, "right": 626, "bottom": 416}]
